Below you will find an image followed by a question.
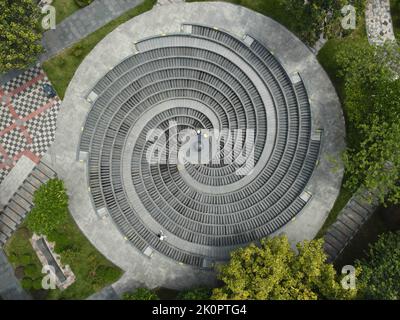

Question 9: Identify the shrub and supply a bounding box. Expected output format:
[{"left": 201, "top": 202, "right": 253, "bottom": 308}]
[
  {"left": 21, "top": 278, "right": 33, "bottom": 290},
  {"left": 212, "top": 236, "right": 356, "bottom": 300},
  {"left": 357, "top": 232, "right": 400, "bottom": 299},
  {"left": 123, "top": 288, "right": 159, "bottom": 300},
  {"left": 20, "top": 254, "right": 33, "bottom": 265},
  {"left": 32, "top": 279, "right": 44, "bottom": 291},
  {"left": 26, "top": 179, "right": 69, "bottom": 237},
  {"left": 24, "top": 264, "right": 39, "bottom": 278},
  {"left": 333, "top": 40, "right": 400, "bottom": 205}
]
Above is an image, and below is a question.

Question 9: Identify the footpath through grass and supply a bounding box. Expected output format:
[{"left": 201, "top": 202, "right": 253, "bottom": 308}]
[{"left": 43, "top": 0, "right": 157, "bottom": 99}]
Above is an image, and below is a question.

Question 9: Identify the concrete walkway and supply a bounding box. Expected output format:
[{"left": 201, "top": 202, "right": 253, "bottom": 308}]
[
  {"left": 40, "top": 0, "right": 144, "bottom": 61},
  {"left": 155, "top": 0, "right": 184, "bottom": 7},
  {"left": 366, "top": 0, "right": 396, "bottom": 45},
  {"left": 0, "top": 250, "right": 31, "bottom": 300}
]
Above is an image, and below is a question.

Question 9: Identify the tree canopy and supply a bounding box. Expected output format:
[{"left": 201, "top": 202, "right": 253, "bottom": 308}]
[
  {"left": 212, "top": 236, "right": 355, "bottom": 300},
  {"left": 278, "top": 0, "right": 365, "bottom": 45},
  {"left": 357, "top": 231, "right": 400, "bottom": 299},
  {"left": 0, "top": 0, "right": 43, "bottom": 72},
  {"left": 334, "top": 39, "right": 400, "bottom": 205}
]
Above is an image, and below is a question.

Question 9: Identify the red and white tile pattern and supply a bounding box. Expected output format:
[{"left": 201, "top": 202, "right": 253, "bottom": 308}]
[{"left": 0, "top": 65, "right": 61, "bottom": 184}]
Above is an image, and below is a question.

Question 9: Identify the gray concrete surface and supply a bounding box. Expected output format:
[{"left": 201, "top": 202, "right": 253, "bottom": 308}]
[
  {"left": 52, "top": 2, "right": 345, "bottom": 289},
  {"left": 0, "top": 250, "right": 31, "bottom": 300},
  {"left": 366, "top": 0, "right": 396, "bottom": 45},
  {"left": 0, "top": 155, "right": 36, "bottom": 210}
]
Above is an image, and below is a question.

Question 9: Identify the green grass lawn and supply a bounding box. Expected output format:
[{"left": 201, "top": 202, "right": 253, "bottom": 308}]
[
  {"left": 52, "top": 0, "right": 81, "bottom": 24},
  {"left": 4, "top": 226, "right": 46, "bottom": 298},
  {"left": 43, "top": 0, "right": 157, "bottom": 99},
  {"left": 5, "top": 215, "right": 122, "bottom": 300},
  {"left": 186, "top": 0, "right": 298, "bottom": 36}
]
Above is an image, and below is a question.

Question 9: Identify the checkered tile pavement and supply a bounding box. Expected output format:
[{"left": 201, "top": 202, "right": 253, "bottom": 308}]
[{"left": 0, "top": 64, "right": 61, "bottom": 184}]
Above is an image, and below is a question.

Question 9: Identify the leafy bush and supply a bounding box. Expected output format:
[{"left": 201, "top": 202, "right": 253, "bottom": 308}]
[
  {"left": 212, "top": 236, "right": 356, "bottom": 300},
  {"left": 357, "top": 232, "right": 400, "bottom": 299},
  {"left": 26, "top": 179, "right": 69, "bottom": 237},
  {"left": 4, "top": 227, "right": 45, "bottom": 295},
  {"left": 21, "top": 278, "right": 33, "bottom": 290},
  {"left": 332, "top": 40, "right": 400, "bottom": 205},
  {"left": 123, "top": 288, "right": 160, "bottom": 300},
  {"left": 177, "top": 288, "right": 212, "bottom": 300},
  {"left": 188, "top": 0, "right": 365, "bottom": 46},
  {"left": 32, "top": 279, "right": 44, "bottom": 291},
  {"left": 20, "top": 253, "right": 33, "bottom": 265},
  {"left": 24, "top": 264, "right": 38, "bottom": 278}
]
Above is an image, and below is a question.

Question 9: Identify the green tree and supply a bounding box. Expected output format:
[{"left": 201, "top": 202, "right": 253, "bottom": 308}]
[
  {"left": 26, "top": 179, "right": 69, "bottom": 236},
  {"left": 0, "top": 0, "right": 43, "bottom": 72},
  {"left": 277, "top": 0, "right": 365, "bottom": 45},
  {"left": 357, "top": 231, "right": 400, "bottom": 300},
  {"left": 334, "top": 40, "right": 400, "bottom": 204},
  {"left": 123, "top": 288, "right": 159, "bottom": 300},
  {"left": 212, "top": 236, "right": 355, "bottom": 300}
]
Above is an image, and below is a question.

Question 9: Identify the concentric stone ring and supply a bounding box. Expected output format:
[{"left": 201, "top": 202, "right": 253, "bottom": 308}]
[
  {"left": 78, "top": 24, "right": 321, "bottom": 267},
  {"left": 55, "top": 2, "right": 345, "bottom": 278}
]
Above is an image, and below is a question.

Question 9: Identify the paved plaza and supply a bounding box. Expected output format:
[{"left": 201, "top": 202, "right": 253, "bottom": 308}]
[
  {"left": 51, "top": 2, "right": 345, "bottom": 288},
  {"left": 0, "top": 65, "right": 61, "bottom": 185}
]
